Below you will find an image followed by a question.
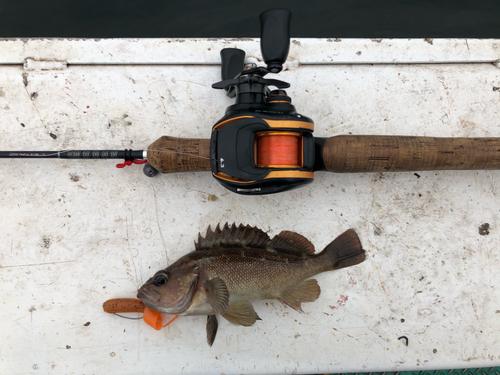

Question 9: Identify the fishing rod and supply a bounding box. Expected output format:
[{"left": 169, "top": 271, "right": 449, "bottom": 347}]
[{"left": 2, "top": 9, "right": 500, "bottom": 195}]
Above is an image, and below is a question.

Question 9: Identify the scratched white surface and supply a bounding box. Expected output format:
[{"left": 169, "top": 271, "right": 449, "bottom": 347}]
[{"left": 0, "top": 38, "right": 500, "bottom": 375}]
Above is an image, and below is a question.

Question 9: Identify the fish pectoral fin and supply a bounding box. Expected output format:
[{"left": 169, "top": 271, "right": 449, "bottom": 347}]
[
  {"left": 206, "top": 315, "right": 218, "bottom": 347},
  {"left": 205, "top": 278, "right": 230, "bottom": 315},
  {"left": 278, "top": 279, "right": 321, "bottom": 313},
  {"left": 222, "top": 301, "right": 261, "bottom": 326}
]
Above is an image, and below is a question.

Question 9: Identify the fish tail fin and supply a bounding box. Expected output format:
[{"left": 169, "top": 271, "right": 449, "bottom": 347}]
[{"left": 320, "top": 229, "right": 365, "bottom": 270}]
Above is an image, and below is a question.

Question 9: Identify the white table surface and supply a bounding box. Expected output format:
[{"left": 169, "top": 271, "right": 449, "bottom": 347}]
[{"left": 0, "top": 38, "right": 499, "bottom": 374}]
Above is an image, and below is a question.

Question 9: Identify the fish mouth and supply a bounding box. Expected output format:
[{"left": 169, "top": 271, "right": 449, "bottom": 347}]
[{"left": 137, "top": 287, "right": 161, "bottom": 304}]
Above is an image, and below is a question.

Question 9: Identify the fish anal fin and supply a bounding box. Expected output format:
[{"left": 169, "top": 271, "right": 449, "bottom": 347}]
[
  {"left": 205, "top": 278, "right": 229, "bottom": 315},
  {"left": 195, "top": 223, "right": 270, "bottom": 250},
  {"left": 279, "top": 279, "right": 321, "bottom": 313},
  {"left": 268, "top": 231, "right": 315, "bottom": 256},
  {"left": 222, "top": 301, "right": 261, "bottom": 326},
  {"left": 206, "top": 315, "right": 218, "bottom": 347}
]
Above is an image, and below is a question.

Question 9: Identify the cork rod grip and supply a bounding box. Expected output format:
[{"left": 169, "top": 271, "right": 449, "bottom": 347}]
[
  {"left": 322, "top": 135, "right": 500, "bottom": 173},
  {"left": 147, "top": 136, "right": 211, "bottom": 173}
]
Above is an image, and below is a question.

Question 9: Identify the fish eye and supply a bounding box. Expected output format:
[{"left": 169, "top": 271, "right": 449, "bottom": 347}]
[{"left": 153, "top": 273, "right": 168, "bottom": 286}]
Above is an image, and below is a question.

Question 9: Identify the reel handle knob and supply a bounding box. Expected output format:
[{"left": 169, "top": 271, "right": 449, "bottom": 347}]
[
  {"left": 259, "top": 9, "right": 291, "bottom": 73},
  {"left": 220, "top": 48, "right": 246, "bottom": 80},
  {"left": 219, "top": 48, "right": 246, "bottom": 98}
]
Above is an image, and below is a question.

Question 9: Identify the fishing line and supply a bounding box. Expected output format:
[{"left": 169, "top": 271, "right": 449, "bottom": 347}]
[
  {"left": 113, "top": 313, "right": 143, "bottom": 320},
  {"left": 147, "top": 150, "right": 210, "bottom": 160}
]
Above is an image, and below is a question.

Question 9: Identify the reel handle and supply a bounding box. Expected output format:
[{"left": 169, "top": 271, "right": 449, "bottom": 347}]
[
  {"left": 147, "top": 136, "right": 211, "bottom": 173},
  {"left": 321, "top": 135, "right": 500, "bottom": 173},
  {"left": 259, "top": 9, "right": 291, "bottom": 73}
]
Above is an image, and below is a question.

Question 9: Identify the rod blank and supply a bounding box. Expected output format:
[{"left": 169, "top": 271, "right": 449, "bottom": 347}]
[{"left": 0, "top": 150, "right": 145, "bottom": 160}]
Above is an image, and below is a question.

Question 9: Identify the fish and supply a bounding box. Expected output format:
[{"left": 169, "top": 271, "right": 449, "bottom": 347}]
[{"left": 137, "top": 223, "right": 366, "bottom": 346}]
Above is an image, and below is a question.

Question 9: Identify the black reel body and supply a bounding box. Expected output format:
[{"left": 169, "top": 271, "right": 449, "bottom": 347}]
[{"left": 210, "top": 112, "right": 315, "bottom": 195}]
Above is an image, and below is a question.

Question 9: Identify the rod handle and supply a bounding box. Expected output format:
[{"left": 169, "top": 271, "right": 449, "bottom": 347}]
[
  {"left": 321, "top": 135, "right": 500, "bottom": 173},
  {"left": 147, "top": 136, "right": 211, "bottom": 173}
]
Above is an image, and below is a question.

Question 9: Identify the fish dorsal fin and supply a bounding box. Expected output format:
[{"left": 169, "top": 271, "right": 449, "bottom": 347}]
[
  {"left": 195, "top": 223, "right": 270, "bottom": 250},
  {"left": 268, "top": 231, "right": 315, "bottom": 257}
]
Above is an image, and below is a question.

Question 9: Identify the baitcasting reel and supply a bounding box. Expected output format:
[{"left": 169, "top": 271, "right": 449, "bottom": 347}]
[{"left": 209, "top": 9, "right": 320, "bottom": 194}]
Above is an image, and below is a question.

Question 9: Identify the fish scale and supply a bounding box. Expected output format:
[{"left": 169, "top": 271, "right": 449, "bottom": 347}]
[{"left": 195, "top": 248, "right": 322, "bottom": 300}]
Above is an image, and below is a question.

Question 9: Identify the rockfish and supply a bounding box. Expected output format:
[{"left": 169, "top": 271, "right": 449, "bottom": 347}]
[{"left": 137, "top": 223, "right": 365, "bottom": 345}]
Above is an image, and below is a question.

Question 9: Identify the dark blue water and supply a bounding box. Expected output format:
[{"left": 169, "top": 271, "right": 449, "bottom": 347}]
[{"left": 0, "top": 0, "right": 499, "bottom": 38}]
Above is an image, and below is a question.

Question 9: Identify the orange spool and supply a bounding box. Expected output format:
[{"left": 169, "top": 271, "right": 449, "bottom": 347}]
[{"left": 255, "top": 132, "right": 302, "bottom": 168}]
